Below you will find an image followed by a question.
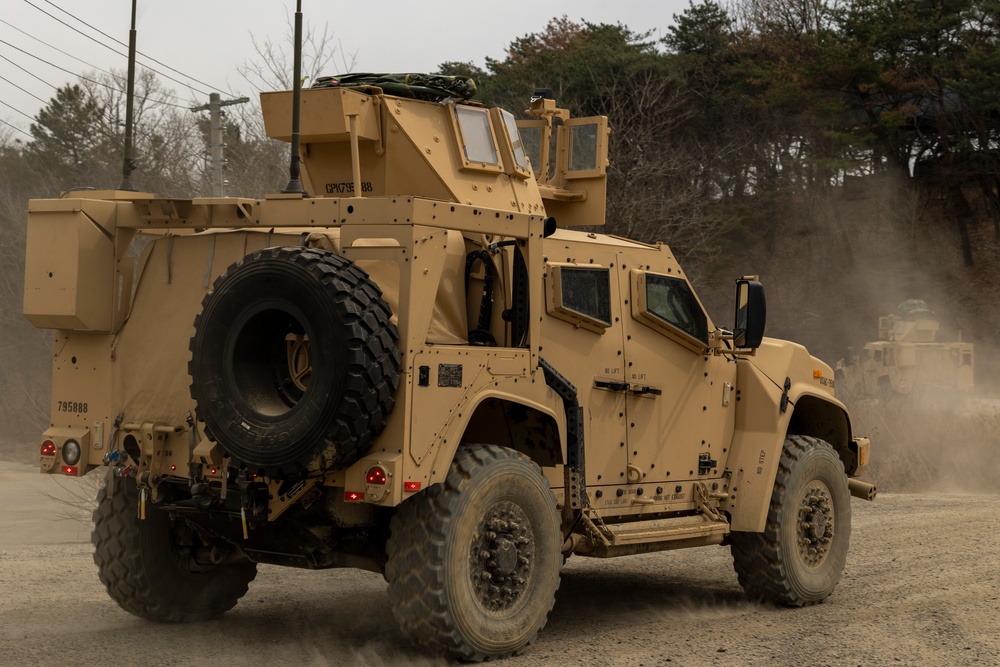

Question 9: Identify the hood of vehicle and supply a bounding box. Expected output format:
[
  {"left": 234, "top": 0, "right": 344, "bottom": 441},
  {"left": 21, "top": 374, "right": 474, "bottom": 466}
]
[{"left": 746, "top": 337, "right": 836, "bottom": 398}]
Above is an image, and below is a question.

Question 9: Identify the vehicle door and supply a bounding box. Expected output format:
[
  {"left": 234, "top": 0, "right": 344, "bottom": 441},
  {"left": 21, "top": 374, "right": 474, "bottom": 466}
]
[
  {"left": 538, "top": 243, "right": 627, "bottom": 489},
  {"left": 619, "top": 253, "right": 736, "bottom": 488}
]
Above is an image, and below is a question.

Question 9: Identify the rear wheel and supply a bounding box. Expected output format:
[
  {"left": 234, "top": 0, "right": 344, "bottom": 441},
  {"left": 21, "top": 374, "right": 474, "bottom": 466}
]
[
  {"left": 730, "top": 435, "right": 851, "bottom": 606},
  {"left": 92, "top": 478, "right": 257, "bottom": 622},
  {"left": 386, "top": 444, "right": 561, "bottom": 661}
]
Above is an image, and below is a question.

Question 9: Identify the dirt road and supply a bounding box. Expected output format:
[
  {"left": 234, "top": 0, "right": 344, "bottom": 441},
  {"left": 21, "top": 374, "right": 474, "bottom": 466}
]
[{"left": 1, "top": 460, "right": 997, "bottom": 667}]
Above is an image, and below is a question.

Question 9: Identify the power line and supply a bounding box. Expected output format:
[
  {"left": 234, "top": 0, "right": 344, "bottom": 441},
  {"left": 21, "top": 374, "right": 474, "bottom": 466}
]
[
  {"left": 39, "top": 0, "right": 227, "bottom": 93},
  {"left": 39, "top": 0, "right": 226, "bottom": 94},
  {"left": 0, "top": 117, "right": 33, "bottom": 139},
  {"left": 24, "top": 0, "right": 225, "bottom": 97},
  {"left": 0, "top": 99, "right": 36, "bottom": 122},
  {"left": 0, "top": 73, "right": 48, "bottom": 104},
  {"left": 0, "top": 27, "right": 200, "bottom": 107},
  {"left": 0, "top": 17, "right": 114, "bottom": 78},
  {"left": 0, "top": 52, "right": 58, "bottom": 92},
  {"left": 0, "top": 38, "right": 189, "bottom": 110},
  {"left": 22, "top": 0, "right": 208, "bottom": 97}
]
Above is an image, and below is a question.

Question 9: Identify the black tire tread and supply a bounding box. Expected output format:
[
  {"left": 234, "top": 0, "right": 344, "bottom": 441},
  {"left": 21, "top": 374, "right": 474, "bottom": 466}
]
[
  {"left": 385, "top": 444, "right": 560, "bottom": 661},
  {"left": 730, "top": 434, "right": 849, "bottom": 607},
  {"left": 189, "top": 246, "right": 400, "bottom": 477},
  {"left": 92, "top": 479, "right": 257, "bottom": 622}
]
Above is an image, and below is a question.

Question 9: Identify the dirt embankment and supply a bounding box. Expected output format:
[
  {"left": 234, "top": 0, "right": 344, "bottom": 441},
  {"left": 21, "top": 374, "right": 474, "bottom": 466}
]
[{"left": 1, "top": 460, "right": 998, "bottom": 667}]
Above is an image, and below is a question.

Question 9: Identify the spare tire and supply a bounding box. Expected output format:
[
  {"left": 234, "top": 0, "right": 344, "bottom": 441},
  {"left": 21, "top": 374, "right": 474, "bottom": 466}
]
[{"left": 189, "top": 246, "right": 400, "bottom": 478}]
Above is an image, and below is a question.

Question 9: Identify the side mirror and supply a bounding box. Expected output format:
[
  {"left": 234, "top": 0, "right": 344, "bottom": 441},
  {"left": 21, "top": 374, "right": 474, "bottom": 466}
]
[{"left": 734, "top": 278, "right": 766, "bottom": 349}]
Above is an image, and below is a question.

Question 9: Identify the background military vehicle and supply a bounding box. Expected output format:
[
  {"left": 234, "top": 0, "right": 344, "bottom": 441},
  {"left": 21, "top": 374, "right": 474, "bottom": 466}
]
[
  {"left": 21, "top": 13, "right": 874, "bottom": 660},
  {"left": 836, "top": 299, "right": 974, "bottom": 400}
]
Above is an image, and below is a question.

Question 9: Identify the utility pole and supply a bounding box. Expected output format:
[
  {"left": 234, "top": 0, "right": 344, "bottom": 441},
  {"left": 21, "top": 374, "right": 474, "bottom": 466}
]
[{"left": 191, "top": 93, "right": 249, "bottom": 196}]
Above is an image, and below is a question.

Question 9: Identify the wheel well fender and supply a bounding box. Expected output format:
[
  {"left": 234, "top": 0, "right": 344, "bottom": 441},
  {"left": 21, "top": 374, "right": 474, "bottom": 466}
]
[
  {"left": 427, "top": 394, "right": 565, "bottom": 486},
  {"left": 787, "top": 393, "right": 854, "bottom": 472}
]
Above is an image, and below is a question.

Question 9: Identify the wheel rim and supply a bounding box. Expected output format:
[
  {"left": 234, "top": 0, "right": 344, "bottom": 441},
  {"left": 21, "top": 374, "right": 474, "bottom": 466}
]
[
  {"left": 227, "top": 304, "right": 312, "bottom": 418},
  {"left": 469, "top": 500, "right": 534, "bottom": 613},
  {"left": 284, "top": 333, "right": 312, "bottom": 392},
  {"left": 796, "top": 479, "right": 836, "bottom": 570}
]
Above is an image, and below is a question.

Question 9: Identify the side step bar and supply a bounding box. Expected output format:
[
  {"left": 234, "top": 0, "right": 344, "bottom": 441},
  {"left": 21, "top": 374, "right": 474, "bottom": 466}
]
[{"left": 573, "top": 514, "right": 730, "bottom": 558}]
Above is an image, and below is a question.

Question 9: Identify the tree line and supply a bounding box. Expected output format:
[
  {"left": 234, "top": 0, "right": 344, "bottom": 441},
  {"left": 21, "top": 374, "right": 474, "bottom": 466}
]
[
  {"left": 4, "top": 0, "right": 999, "bottom": 264},
  {"left": 443, "top": 0, "right": 1000, "bottom": 268},
  {"left": 2, "top": 0, "right": 1000, "bottom": 450}
]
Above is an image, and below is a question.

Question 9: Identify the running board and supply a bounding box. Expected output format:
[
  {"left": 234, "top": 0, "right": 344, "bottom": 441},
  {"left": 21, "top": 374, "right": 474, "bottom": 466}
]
[{"left": 576, "top": 514, "right": 730, "bottom": 558}]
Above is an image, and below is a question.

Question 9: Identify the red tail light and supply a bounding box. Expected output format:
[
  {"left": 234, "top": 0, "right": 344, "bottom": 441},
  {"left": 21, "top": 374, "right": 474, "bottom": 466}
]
[
  {"left": 365, "top": 466, "right": 387, "bottom": 485},
  {"left": 61, "top": 466, "right": 78, "bottom": 475},
  {"left": 404, "top": 481, "right": 421, "bottom": 492},
  {"left": 41, "top": 440, "right": 57, "bottom": 457},
  {"left": 345, "top": 491, "right": 364, "bottom": 502}
]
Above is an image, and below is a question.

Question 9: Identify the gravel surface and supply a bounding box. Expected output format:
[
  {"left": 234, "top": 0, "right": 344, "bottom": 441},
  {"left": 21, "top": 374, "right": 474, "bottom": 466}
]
[{"left": 2, "top": 460, "right": 998, "bottom": 667}]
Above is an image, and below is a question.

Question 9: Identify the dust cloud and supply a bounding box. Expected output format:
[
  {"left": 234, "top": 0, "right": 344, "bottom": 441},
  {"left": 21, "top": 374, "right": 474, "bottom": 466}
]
[{"left": 695, "top": 169, "right": 1000, "bottom": 494}]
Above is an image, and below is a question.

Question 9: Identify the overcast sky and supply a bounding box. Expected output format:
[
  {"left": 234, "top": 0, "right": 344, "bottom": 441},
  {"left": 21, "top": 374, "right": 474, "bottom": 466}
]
[{"left": 0, "top": 0, "right": 693, "bottom": 138}]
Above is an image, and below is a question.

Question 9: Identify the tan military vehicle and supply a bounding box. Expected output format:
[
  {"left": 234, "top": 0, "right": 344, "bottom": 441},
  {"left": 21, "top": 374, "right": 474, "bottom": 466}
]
[
  {"left": 836, "top": 299, "right": 974, "bottom": 400},
  {"left": 23, "top": 72, "right": 874, "bottom": 660}
]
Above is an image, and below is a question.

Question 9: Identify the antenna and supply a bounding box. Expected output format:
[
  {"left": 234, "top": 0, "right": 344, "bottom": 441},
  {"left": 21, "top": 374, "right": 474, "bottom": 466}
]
[
  {"left": 281, "top": 0, "right": 307, "bottom": 195},
  {"left": 117, "top": 0, "right": 138, "bottom": 191}
]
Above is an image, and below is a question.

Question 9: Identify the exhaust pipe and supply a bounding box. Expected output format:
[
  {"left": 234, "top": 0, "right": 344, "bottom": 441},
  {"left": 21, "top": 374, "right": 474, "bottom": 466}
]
[{"left": 848, "top": 479, "right": 877, "bottom": 501}]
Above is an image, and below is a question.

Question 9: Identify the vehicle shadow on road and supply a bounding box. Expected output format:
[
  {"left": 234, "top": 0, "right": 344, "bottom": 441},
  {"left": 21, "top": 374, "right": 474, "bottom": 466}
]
[{"left": 547, "top": 557, "right": 751, "bottom": 632}]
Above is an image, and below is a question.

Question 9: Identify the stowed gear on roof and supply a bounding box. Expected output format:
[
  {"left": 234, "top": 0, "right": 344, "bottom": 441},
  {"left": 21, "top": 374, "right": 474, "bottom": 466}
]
[{"left": 312, "top": 73, "right": 477, "bottom": 101}]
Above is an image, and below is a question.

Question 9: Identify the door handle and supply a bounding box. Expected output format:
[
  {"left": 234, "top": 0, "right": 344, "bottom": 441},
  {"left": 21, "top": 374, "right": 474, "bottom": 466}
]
[
  {"left": 629, "top": 384, "right": 661, "bottom": 396},
  {"left": 594, "top": 379, "right": 629, "bottom": 392}
]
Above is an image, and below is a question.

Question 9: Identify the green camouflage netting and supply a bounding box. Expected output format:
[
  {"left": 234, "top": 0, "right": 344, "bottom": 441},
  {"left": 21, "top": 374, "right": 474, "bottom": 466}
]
[
  {"left": 312, "top": 73, "right": 476, "bottom": 101},
  {"left": 897, "top": 299, "right": 933, "bottom": 318}
]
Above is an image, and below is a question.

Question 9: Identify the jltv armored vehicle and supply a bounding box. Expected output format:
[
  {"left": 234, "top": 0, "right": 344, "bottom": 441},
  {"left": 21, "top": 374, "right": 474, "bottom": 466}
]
[
  {"left": 23, "top": 71, "right": 873, "bottom": 660},
  {"left": 836, "top": 299, "right": 973, "bottom": 400}
]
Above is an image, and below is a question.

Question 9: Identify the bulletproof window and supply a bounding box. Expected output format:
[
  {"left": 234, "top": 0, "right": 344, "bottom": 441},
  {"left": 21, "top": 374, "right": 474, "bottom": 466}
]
[
  {"left": 500, "top": 110, "right": 531, "bottom": 172},
  {"left": 569, "top": 123, "right": 599, "bottom": 172},
  {"left": 644, "top": 274, "right": 708, "bottom": 346},
  {"left": 519, "top": 124, "right": 541, "bottom": 175},
  {"left": 546, "top": 265, "right": 611, "bottom": 333},
  {"left": 455, "top": 106, "right": 499, "bottom": 166},
  {"left": 562, "top": 117, "right": 608, "bottom": 180}
]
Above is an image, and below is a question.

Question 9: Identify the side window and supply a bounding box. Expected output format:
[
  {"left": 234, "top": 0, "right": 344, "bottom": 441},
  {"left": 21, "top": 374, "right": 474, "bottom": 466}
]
[
  {"left": 454, "top": 106, "right": 500, "bottom": 169},
  {"left": 631, "top": 270, "right": 709, "bottom": 353},
  {"left": 546, "top": 265, "right": 612, "bottom": 333},
  {"left": 499, "top": 110, "right": 531, "bottom": 172},
  {"left": 518, "top": 124, "right": 542, "bottom": 175},
  {"left": 645, "top": 274, "right": 708, "bottom": 344},
  {"left": 561, "top": 117, "right": 608, "bottom": 180},
  {"left": 568, "top": 123, "right": 599, "bottom": 172}
]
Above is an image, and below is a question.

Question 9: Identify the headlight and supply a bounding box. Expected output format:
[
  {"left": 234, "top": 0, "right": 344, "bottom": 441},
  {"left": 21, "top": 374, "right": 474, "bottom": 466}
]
[{"left": 62, "top": 439, "right": 81, "bottom": 466}]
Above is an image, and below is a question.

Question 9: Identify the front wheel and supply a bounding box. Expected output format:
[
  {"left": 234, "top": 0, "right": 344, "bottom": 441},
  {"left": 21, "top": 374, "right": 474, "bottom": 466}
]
[
  {"left": 386, "top": 444, "right": 561, "bottom": 661},
  {"left": 92, "top": 478, "right": 257, "bottom": 622},
  {"left": 730, "top": 435, "right": 851, "bottom": 606}
]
